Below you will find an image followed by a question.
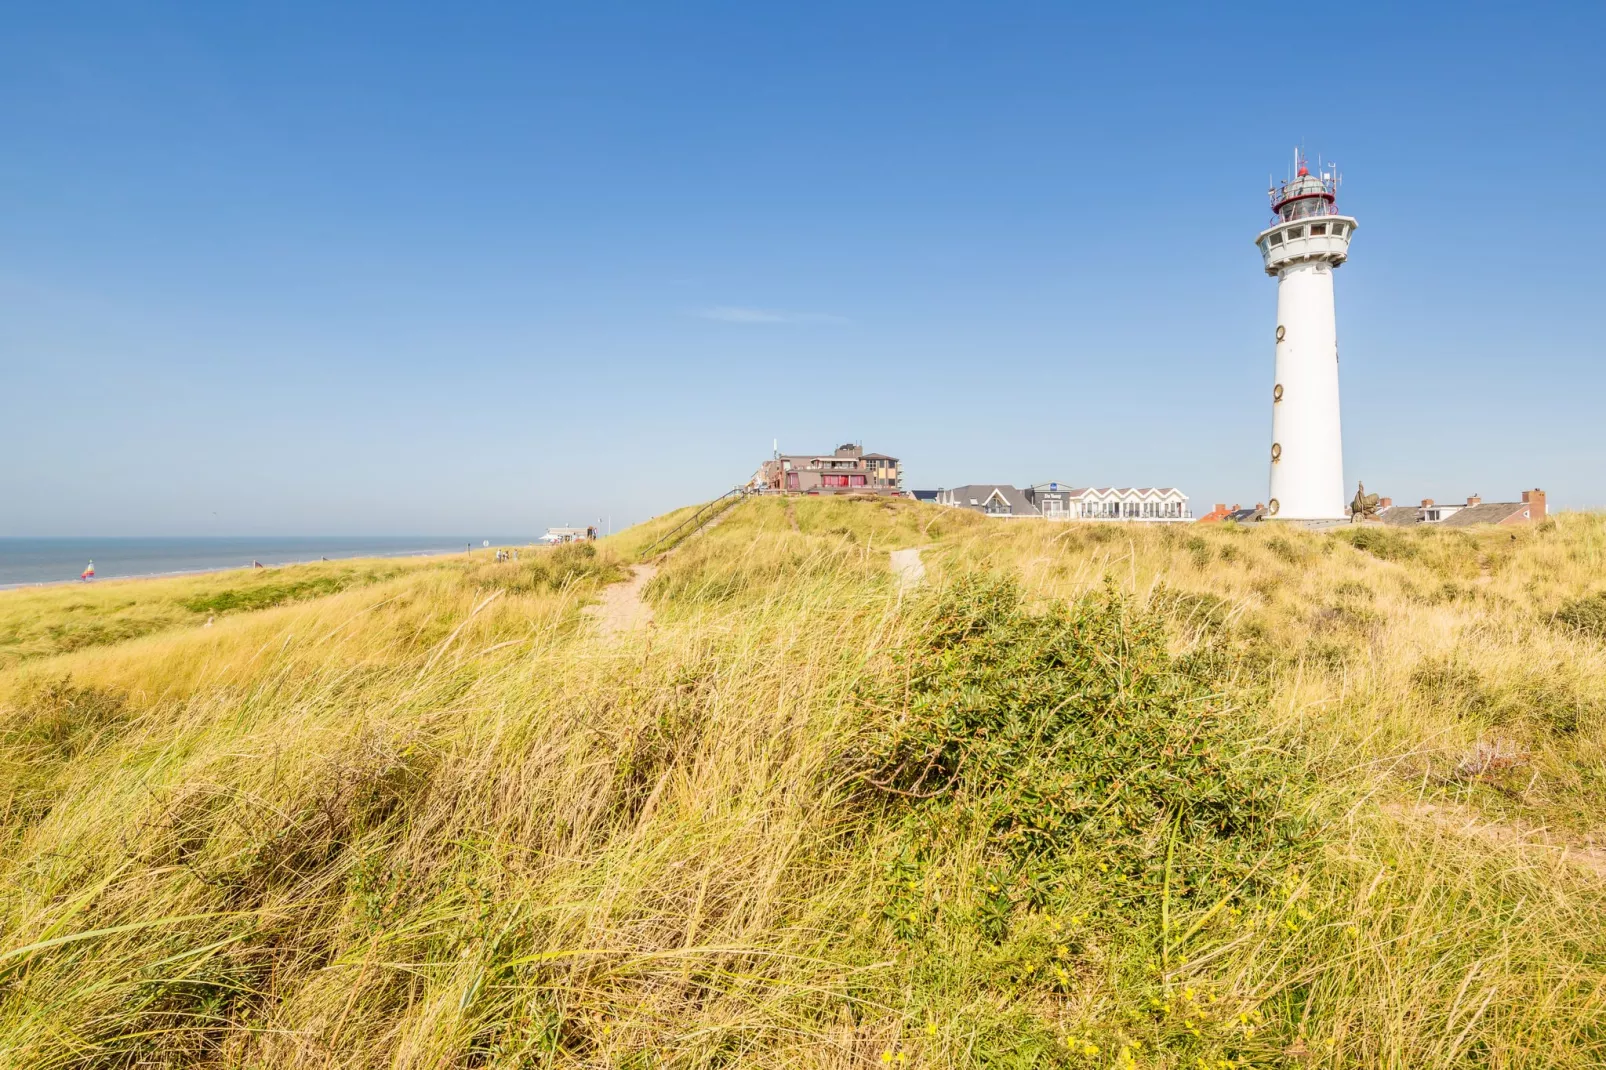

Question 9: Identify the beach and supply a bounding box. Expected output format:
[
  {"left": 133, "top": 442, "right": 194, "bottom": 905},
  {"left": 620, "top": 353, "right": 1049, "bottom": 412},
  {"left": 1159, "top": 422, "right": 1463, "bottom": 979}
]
[{"left": 0, "top": 537, "right": 527, "bottom": 589}]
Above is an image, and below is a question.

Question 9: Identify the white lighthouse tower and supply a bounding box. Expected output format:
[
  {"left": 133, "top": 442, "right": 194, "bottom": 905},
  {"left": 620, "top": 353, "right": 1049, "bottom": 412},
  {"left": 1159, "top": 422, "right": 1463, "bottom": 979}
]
[{"left": 1255, "top": 152, "right": 1357, "bottom": 521}]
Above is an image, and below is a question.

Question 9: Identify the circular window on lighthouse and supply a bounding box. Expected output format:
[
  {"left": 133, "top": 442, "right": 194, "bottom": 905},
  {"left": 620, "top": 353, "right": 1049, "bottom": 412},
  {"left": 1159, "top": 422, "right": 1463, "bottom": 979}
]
[
  {"left": 1273, "top": 384, "right": 1284, "bottom": 402},
  {"left": 1271, "top": 443, "right": 1283, "bottom": 462},
  {"left": 1268, "top": 498, "right": 1281, "bottom": 516},
  {"left": 1276, "top": 325, "right": 1286, "bottom": 342}
]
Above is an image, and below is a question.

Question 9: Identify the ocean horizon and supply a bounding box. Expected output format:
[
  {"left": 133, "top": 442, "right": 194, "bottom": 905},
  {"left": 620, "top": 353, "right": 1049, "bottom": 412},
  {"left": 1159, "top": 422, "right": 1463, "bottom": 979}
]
[{"left": 0, "top": 536, "right": 536, "bottom": 589}]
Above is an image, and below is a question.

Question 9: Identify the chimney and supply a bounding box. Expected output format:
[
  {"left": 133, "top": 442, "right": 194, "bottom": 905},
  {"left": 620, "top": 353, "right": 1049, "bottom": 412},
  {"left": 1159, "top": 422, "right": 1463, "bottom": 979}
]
[
  {"left": 1378, "top": 497, "right": 1393, "bottom": 508},
  {"left": 1214, "top": 503, "right": 1227, "bottom": 513},
  {"left": 1521, "top": 488, "right": 1547, "bottom": 520},
  {"left": 1421, "top": 498, "right": 1434, "bottom": 508},
  {"left": 1466, "top": 494, "right": 1481, "bottom": 506}
]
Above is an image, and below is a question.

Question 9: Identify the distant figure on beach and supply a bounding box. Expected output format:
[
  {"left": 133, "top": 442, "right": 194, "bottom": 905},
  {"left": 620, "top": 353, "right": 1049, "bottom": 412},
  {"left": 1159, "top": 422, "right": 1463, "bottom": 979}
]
[
  {"left": 586, "top": 525, "right": 597, "bottom": 540},
  {"left": 80, "top": 560, "right": 95, "bottom": 581}
]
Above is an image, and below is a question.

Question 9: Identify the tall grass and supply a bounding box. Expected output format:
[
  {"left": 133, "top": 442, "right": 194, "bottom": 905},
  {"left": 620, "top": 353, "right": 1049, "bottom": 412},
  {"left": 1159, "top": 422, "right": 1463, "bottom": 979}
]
[{"left": 0, "top": 506, "right": 1602, "bottom": 1067}]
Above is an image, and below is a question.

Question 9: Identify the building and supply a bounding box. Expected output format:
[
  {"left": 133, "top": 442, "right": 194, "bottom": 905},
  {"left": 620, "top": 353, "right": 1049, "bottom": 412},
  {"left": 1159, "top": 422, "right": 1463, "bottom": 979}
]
[
  {"left": 1379, "top": 490, "right": 1546, "bottom": 528},
  {"left": 539, "top": 523, "right": 597, "bottom": 543},
  {"left": 1257, "top": 151, "right": 1357, "bottom": 521},
  {"left": 936, "top": 484, "right": 1037, "bottom": 517},
  {"left": 1197, "top": 502, "right": 1268, "bottom": 524},
  {"left": 1041, "top": 485, "right": 1190, "bottom": 521},
  {"left": 757, "top": 444, "right": 902, "bottom": 495},
  {"left": 935, "top": 483, "right": 1191, "bottom": 521}
]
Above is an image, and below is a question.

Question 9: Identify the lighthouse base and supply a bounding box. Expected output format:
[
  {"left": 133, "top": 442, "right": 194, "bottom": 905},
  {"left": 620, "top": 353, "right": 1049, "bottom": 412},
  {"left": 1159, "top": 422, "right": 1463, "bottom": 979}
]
[{"left": 1258, "top": 517, "right": 1359, "bottom": 531}]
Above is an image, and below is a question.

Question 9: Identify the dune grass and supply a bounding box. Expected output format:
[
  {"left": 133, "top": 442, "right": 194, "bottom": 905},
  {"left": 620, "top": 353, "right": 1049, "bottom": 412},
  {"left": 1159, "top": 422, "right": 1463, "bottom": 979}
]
[
  {"left": 0, "top": 557, "right": 449, "bottom": 667},
  {"left": 0, "top": 503, "right": 1603, "bottom": 1067}
]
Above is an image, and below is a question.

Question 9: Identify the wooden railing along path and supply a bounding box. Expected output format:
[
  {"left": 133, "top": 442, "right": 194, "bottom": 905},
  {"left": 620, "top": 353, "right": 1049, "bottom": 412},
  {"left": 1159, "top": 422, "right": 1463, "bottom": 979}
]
[{"left": 638, "top": 487, "right": 750, "bottom": 560}]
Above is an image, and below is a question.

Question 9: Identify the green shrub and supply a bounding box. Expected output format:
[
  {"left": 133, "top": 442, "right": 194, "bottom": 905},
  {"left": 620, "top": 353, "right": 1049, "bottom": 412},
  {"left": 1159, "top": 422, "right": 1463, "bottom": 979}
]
[
  {"left": 3, "top": 676, "right": 129, "bottom": 760},
  {"left": 1334, "top": 526, "right": 1418, "bottom": 562},
  {"left": 1555, "top": 592, "right": 1606, "bottom": 640},
  {"left": 853, "top": 576, "right": 1311, "bottom": 934},
  {"left": 466, "top": 542, "right": 624, "bottom": 594},
  {"left": 178, "top": 574, "right": 362, "bottom": 615}
]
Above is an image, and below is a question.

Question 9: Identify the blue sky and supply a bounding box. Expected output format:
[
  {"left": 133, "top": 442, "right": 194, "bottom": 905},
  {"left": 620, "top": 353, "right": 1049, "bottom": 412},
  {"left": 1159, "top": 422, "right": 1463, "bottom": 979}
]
[{"left": 3, "top": 2, "right": 1602, "bottom": 535}]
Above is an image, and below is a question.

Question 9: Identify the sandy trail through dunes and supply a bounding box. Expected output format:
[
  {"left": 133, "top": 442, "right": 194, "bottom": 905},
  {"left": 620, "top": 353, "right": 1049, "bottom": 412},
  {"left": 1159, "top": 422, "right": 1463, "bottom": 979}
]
[
  {"left": 582, "top": 563, "right": 658, "bottom": 639},
  {"left": 890, "top": 547, "right": 926, "bottom": 590}
]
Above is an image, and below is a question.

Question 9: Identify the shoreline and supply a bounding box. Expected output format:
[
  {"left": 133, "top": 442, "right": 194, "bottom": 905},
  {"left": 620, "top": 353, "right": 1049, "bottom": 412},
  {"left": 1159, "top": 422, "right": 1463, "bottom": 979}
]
[{"left": 0, "top": 546, "right": 477, "bottom": 593}]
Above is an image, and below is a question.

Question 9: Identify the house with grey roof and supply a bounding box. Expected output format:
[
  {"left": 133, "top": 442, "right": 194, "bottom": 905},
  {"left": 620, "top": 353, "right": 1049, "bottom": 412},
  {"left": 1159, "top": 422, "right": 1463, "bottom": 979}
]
[
  {"left": 936, "top": 485, "right": 1039, "bottom": 517},
  {"left": 934, "top": 482, "right": 1191, "bottom": 521},
  {"left": 1379, "top": 489, "right": 1546, "bottom": 528}
]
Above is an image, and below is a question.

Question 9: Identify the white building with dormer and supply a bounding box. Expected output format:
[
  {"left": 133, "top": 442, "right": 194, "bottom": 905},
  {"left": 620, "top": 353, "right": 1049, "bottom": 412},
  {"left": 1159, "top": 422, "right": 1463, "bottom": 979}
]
[{"left": 932, "top": 483, "right": 1190, "bottom": 521}]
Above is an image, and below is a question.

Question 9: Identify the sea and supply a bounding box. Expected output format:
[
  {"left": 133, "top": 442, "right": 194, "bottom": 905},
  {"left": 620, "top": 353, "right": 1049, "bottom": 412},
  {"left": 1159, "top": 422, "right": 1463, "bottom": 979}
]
[{"left": 0, "top": 537, "right": 530, "bottom": 589}]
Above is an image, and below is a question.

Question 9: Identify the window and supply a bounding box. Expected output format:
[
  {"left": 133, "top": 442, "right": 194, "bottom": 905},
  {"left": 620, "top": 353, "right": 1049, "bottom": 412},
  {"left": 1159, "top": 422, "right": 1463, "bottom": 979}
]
[
  {"left": 1310, "top": 223, "right": 1326, "bottom": 235},
  {"left": 1269, "top": 232, "right": 1284, "bottom": 246},
  {"left": 1286, "top": 226, "right": 1304, "bottom": 239},
  {"left": 1333, "top": 223, "right": 1346, "bottom": 236},
  {"left": 849, "top": 474, "right": 866, "bottom": 487}
]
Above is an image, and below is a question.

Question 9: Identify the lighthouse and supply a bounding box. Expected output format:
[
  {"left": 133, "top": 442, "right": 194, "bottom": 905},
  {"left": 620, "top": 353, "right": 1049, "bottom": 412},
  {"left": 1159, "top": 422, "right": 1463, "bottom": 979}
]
[{"left": 1255, "top": 152, "right": 1357, "bottom": 521}]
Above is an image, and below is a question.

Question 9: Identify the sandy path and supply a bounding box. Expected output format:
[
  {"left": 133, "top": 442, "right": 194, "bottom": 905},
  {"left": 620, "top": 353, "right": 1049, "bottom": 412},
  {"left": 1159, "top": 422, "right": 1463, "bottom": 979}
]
[
  {"left": 586, "top": 496, "right": 747, "bottom": 641},
  {"left": 890, "top": 547, "right": 926, "bottom": 590},
  {"left": 583, "top": 563, "right": 658, "bottom": 639}
]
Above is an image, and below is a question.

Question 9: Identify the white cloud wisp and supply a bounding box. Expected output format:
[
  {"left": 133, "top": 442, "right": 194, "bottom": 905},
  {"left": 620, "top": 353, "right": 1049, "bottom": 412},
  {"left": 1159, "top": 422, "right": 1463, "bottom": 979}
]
[{"left": 695, "top": 306, "right": 848, "bottom": 325}]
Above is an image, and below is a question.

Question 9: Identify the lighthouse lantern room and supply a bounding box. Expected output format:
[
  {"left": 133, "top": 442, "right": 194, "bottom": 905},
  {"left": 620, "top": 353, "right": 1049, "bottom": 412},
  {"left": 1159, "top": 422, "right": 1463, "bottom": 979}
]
[{"left": 1255, "top": 150, "right": 1357, "bottom": 521}]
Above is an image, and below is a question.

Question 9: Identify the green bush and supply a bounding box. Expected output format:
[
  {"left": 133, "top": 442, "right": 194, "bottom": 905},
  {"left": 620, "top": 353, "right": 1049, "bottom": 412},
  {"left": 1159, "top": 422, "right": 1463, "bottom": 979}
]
[
  {"left": 1334, "top": 526, "right": 1418, "bottom": 562},
  {"left": 178, "top": 575, "right": 361, "bottom": 615},
  {"left": 465, "top": 542, "right": 624, "bottom": 594},
  {"left": 3, "top": 676, "right": 129, "bottom": 759},
  {"left": 854, "top": 576, "right": 1311, "bottom": 933},
  {"left": 1555, "top": 592, "right": 1606, "bottom": 640}
]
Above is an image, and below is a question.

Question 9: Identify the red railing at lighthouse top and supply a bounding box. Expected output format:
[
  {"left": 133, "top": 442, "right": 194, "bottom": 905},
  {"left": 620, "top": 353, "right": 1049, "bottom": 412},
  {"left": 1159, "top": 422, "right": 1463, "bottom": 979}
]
[{"left": 1268, "top": 162, "right": 1341, "bottom": 226}]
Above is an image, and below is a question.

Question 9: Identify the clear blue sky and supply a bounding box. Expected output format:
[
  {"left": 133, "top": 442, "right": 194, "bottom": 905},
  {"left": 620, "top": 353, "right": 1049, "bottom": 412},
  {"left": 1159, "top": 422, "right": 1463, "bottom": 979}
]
[{"left": 3, "top": 2, "right": 1602, "bottom": 535}]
